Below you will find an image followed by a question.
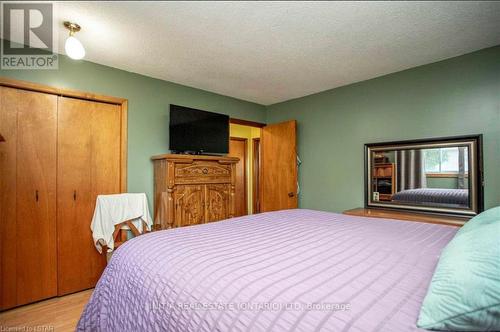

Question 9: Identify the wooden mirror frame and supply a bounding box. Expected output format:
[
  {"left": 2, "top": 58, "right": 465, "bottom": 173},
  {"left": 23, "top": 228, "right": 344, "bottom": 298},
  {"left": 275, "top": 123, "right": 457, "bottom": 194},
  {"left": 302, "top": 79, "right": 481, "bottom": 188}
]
[{"left": 364, "top": 135, "right": 484, "bottom": 217}]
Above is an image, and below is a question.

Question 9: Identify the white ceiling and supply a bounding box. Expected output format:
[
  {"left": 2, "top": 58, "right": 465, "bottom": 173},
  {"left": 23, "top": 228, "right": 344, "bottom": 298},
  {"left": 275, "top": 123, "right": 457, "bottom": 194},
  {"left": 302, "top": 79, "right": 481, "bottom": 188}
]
[{"left": 51, "top": 1, "right": 500, "bottom": 105}]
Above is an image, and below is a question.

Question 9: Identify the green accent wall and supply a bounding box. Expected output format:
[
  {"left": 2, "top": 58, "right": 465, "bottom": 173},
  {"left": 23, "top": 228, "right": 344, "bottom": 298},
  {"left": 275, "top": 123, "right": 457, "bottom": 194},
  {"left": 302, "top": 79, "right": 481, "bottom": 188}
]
[
  {"left": 2, "top": 46, "right": 499, "bottom": 214},
  {"left": 267, "top": 46, "right": 500, "bottom": 212},
  {"left": 426, "top": 176, "right": 469, "bottom": 190},
  {"left": 426, "top": 177, "right": 459, "bottom": 190},
  {"left": 0, "top": 55, "right": 266, "bottom": 207}
]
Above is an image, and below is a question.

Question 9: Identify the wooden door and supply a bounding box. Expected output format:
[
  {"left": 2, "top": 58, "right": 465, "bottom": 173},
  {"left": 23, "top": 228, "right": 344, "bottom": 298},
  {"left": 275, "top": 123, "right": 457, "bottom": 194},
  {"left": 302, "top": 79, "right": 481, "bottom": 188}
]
[
  {"left": 89, "top": 101, "right": 121, "bottom": 285},
  {"left": 0, "top": 87, "right": 17, "bottom": 309},
  {"left": 205, "top": 184, "right": 230, "bottom": 222},
  {"left": 229, "top": 137, "right": 247, "bottom": 216},
  {"left": 0, "top": 87, "right": 57, "bottom": 309},
  {"left": 57, "top": 97, "right": 119, "bottom": 295},
  {"left": 57, "top": 97, "right": 93, "bottom": 295},
  {"left": 174, "top": 185, "right": 205, "bottom": 227},
  {"left": 16, "top": 89, "right": 58, "bottom": 305},
  {"left": 260, "top": 120, "right": 298, "bottom": 212},
  {"left": 252, "top": 138, "right": 261, "bottom": 213},
  {"left": 91, "top": 102, "right": 122, "bottom": 199}
]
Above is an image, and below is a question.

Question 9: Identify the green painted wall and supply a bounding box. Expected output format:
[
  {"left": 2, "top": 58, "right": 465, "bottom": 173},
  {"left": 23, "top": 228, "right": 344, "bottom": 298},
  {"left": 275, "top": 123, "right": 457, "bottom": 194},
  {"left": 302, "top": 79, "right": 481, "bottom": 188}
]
[
  {"left": 426, "top": 176, "right": 470, "bottom": 190},
  {"left": 3, "top": 46, "right": 499, "bottom": 214},
  {"left": 267, "top": 46, "right": 500, "bottom": 212},
  {"left": 0, "top": 55, "right": 266, "bottom": 207},
  {"left": 426, "top": 177, "right": 458, "bottom": 189}
]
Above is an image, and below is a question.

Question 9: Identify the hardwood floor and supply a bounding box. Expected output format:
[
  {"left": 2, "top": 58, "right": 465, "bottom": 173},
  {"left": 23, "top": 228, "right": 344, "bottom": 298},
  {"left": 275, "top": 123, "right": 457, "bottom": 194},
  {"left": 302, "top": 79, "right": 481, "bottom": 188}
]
[{"left": 0, "top": 289, "right": 92, "bottom": 331}]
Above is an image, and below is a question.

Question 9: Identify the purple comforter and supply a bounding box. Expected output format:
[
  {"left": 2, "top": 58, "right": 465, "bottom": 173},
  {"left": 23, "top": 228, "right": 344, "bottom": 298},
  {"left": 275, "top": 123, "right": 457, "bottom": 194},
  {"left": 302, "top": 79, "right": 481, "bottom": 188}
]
[{"left": 78, "top": 209, "right": 457, "bottom": 332}]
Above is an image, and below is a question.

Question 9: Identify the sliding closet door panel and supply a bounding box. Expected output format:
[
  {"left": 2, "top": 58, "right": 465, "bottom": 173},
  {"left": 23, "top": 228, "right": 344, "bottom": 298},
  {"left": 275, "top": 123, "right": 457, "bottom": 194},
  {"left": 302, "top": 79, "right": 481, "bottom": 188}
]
[
  {"left": 88, "top": 102, "right": 121, "bottom": 285},
  {"left": 57, "top": 98, "right": 120, "bottom": 295},
  {"left": 57, "top": 97, "right": 95, "bottom": 295},
  {"left": 16, "top": 89, "right": 58, "bottom": 305},
  {"left": 0, "top": 87, "right": 18, "bottom": 309},
  {"left": 91, "top": 103, "right": 121, "bottom": 195}
]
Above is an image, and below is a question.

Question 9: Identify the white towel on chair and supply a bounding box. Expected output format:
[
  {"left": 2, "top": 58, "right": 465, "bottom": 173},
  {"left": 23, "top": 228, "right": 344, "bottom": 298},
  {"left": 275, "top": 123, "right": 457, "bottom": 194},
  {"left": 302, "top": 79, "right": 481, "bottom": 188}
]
[{"left": 91, "top": 193, "right": 152, "bottom": 253}]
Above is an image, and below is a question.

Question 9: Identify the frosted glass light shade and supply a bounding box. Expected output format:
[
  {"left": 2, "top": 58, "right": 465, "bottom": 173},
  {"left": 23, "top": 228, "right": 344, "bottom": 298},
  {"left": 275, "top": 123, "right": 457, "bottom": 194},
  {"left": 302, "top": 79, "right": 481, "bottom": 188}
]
[{"left": 65, "top": 36, "right": 85, "bottom": 60}]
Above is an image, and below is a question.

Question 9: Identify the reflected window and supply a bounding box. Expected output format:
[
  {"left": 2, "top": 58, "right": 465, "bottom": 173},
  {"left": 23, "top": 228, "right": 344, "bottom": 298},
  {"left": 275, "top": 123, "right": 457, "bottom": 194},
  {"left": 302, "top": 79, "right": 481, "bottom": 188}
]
[{"left": 423, "top": 147, "right": 468, "bottom": 174}]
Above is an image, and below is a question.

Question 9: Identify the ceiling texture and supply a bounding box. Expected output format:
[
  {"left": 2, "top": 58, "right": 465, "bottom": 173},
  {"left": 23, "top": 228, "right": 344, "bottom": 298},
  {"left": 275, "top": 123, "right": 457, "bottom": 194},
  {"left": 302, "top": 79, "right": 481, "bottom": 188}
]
[{"left": 51, "top": 1, "right": 500, "bottom": 105}]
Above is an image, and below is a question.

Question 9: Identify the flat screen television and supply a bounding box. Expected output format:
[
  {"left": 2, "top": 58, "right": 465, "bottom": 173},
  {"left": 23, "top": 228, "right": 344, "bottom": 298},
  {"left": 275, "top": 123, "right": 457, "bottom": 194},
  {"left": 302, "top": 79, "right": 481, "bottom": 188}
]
[{"left": 169, "top": 104, "right": 229, "bottom": 154}]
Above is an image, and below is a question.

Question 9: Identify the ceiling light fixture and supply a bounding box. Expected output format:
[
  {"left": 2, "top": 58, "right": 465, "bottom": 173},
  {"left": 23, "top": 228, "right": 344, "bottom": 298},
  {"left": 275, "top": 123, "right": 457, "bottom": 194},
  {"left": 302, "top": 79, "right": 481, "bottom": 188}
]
[{"left": 64, "top": 21, "right": 85, "bottom": 60}]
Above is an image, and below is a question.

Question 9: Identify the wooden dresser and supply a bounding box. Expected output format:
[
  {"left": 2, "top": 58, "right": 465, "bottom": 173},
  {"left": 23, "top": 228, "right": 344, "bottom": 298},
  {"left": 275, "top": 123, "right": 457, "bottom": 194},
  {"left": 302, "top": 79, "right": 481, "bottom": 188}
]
[{"left": 152, "top": 154, "right": 239, "bottom": 229}]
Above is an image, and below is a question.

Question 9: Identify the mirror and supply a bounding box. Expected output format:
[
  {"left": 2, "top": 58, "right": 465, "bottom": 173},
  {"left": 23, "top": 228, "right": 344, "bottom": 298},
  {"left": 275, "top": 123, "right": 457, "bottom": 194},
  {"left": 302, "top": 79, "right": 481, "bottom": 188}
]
[{"left": 365, "top": 135, "right": 483, "bottom": 217}]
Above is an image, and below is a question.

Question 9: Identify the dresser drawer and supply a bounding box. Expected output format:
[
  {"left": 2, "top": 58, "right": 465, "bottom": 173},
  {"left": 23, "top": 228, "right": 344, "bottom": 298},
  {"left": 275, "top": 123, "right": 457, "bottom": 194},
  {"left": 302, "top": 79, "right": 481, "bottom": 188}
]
[{"left": 174, "top": 161, "right": 231, "bottom": 184}]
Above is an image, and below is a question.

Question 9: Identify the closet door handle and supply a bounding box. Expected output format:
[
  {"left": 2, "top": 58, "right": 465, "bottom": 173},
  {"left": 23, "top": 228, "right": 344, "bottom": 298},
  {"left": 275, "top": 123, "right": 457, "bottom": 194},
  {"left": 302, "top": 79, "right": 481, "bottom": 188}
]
[
  {"left": 35, "top": 190, "right": 39, "bottom": 202},
  {"left": 73, "top": 190, "right": 77, "bottom": 201}
]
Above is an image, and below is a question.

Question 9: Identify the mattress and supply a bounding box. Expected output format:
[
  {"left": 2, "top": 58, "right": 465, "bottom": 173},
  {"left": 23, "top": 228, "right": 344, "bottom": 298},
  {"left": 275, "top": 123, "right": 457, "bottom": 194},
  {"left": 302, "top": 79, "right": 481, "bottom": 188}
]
[
  {"left": 77, "top": 209, "right": 457, "bottom": 332},
  {"left": 392, "top": 188, "right": 469, "bottom": 208}
]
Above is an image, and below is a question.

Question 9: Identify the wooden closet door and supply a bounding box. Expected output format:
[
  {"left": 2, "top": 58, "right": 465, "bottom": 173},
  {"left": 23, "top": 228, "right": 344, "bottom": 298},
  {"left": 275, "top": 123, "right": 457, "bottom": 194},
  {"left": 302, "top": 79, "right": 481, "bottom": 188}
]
[
  {"left": 57, "top": 98, "right": 92, "bottom": 295},
  {"left": 90, "top": 101, "right": 121, "bottom": 198},
  {"left": 57, "top": 98, "right": 121, "bottom": 295},
  {"left": 0, "top": 87, "right": 57, "bottom": 309},
  {"left": 16, "top": 89, "right": 58, "bottom": 305},
  {"left": 88, "top": 101, "right": 121, "bottom": 284},
  {"left": 0, "top": 87, "right": 19, "bottom": 309}
]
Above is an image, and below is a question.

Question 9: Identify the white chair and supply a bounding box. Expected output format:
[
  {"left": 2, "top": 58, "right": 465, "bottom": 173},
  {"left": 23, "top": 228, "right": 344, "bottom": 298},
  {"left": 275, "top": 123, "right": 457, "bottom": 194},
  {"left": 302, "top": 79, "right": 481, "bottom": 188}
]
[{"left": 91, "top": 193, "right": 153, "bottom": 254}]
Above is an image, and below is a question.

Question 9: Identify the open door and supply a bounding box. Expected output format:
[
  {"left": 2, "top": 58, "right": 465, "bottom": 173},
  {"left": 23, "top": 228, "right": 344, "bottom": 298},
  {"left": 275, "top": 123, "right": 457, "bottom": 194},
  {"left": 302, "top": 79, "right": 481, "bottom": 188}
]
[
  {"left": 229, "top": 137, "right": 248, "bottom": 217},
  {"left": 260, "top": 120, "right": 298, "bottom": 212}
]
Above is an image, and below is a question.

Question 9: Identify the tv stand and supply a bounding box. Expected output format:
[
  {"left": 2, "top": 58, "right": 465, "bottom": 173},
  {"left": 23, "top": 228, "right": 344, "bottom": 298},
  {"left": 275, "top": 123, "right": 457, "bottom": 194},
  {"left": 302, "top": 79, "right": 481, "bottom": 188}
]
[{"left": 151, "top": 154, "right": 239, "bottom": 229}]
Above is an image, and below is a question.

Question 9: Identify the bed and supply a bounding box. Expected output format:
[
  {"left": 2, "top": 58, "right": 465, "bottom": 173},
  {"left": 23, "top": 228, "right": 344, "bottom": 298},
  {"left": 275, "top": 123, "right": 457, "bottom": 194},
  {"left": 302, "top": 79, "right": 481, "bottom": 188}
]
[
  {"left": 77, "top": 209, "right": 457, "bottom": 331},
  {"left": 392, "top": 188, "right": 469, "bottom": 208}
]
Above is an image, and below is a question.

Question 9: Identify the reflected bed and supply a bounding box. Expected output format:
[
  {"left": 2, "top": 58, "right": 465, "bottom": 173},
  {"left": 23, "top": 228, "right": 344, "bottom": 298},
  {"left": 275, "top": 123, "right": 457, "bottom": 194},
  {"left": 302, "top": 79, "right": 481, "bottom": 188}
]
[
  {"left": 78, "top": 209, "right": 457, "bottom": 331},
  {"left": 392, "top": 188, "right": 469, "bottom": 208}
]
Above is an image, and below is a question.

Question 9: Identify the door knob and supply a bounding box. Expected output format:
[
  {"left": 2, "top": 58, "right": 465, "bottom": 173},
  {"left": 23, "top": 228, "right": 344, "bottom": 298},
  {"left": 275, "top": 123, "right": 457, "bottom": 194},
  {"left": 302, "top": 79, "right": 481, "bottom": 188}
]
[{"left": 288, "top": 192, "right": 295, "bottom": 198}]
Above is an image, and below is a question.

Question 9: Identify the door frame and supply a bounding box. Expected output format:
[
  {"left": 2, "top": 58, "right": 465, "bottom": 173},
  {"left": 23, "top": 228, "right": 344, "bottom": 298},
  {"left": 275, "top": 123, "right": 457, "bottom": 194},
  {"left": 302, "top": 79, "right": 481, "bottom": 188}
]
[
  {"left": 230, "top": 136, "right": 248, "bottom": 216},
  {"left": 0, "top": 77, "right": 128, "bottom": 192},
  {"left": 229, "top": 118, "right": 265, "bottom": 128},
  {"left": 252, "top": 138, "right": 261, "bottom": 213},
  {"left": 229, "top": 118, "right": 265, "bottom": 214}
]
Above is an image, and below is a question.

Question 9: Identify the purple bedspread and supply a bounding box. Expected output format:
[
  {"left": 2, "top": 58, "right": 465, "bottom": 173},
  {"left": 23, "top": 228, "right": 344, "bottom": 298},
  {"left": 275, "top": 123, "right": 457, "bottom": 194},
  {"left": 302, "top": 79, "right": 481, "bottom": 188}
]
[{"left": 77, "top": 209, "right": 457, "bottom": 332}]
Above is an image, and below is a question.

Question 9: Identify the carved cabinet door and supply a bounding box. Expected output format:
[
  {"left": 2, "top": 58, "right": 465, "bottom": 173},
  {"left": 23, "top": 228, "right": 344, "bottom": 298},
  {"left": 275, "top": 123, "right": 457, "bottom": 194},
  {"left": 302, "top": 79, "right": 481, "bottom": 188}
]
[
  {"left": 205, "top": 184, "right": 230, "bottom": 222},
  {"left": 174, "top": 185, "right": 205, "bottom": 227}
]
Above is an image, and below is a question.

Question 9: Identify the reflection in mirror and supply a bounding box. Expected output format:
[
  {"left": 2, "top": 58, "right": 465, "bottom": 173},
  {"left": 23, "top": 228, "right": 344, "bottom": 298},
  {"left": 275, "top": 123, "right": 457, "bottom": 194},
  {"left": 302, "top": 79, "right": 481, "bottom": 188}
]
[
  {"left": 366, "top": 136, "right": 483, "bottom": 217},
  {"left": 372, "top": 147, "right": 469, "bottom": 208}
]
